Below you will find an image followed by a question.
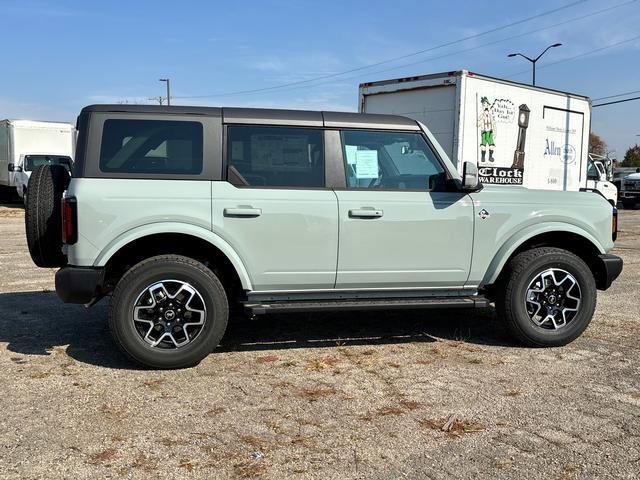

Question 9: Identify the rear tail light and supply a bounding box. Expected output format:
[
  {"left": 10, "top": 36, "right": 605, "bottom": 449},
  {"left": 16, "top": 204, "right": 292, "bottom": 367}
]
[
  {"left": 62, "top": 196, "right": 77, "bottom": 245},
  {"left": 612, "top": 207, "right": 618, "bottom": 242}
]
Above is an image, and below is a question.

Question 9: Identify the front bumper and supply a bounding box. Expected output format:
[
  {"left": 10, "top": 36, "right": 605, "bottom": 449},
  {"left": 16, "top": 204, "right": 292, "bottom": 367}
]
[
  {"left": 596, "top": 254, "right": 623, "bottom": 290},
  {"left": 621, "top": 191, "right": 640, "bottom": 200},
  {"left": 55, "top": 266, "right": 105, "bottom": 304}
]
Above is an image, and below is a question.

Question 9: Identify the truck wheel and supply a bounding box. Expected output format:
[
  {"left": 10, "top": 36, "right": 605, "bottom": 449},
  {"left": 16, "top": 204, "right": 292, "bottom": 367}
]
[
  {"left": 25, "top": 164, "right": 70, "bottom": 267},
  {"left": 496, "top": 247, "right": 596, "bottom": 347},
  {"left": 109, "top": 255, "right": 229, "bottom": 369},
  {"left": 622, "top": 200, "right": 635, "bottom": 209}
]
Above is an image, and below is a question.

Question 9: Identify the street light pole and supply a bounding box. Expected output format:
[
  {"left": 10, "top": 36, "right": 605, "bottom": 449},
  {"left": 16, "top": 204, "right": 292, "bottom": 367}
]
[
  {"left": 159, "top": 78, "right": 171, "bottom": 106},
  {"left": 508, "top": 43, "right": 562, "bottom": 86}
]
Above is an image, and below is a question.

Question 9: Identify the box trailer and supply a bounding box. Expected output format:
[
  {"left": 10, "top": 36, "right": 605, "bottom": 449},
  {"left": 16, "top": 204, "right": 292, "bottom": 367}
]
[
  {"left": 359, "top": 71, "right": 616, "bottom": 203},
  {"left": 0, "top": 120, "right": 75, "bottom": 201}
]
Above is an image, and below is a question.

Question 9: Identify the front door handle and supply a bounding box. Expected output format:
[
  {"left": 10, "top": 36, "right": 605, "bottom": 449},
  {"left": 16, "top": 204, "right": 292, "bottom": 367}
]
[
  {"left": 349, "top": 208, "right": 383, "bottom": 219},
  {"left": 223, "top": 207, "right": 262, "bottom": 218}
]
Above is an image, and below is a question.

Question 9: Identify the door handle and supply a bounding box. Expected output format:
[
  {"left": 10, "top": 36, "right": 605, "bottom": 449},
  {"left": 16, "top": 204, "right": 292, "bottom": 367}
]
[
  {"left": 349, "top": 208, "right": 383, "bottom": 219},
  {"left": 223, "top": 207, "right": 262, "bottom": 217}
]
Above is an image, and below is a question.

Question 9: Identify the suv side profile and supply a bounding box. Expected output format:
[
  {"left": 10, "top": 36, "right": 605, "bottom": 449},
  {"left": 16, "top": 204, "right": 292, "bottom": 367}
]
[{"left": 25, "top": 105, "right": 623, "bottom": 369}]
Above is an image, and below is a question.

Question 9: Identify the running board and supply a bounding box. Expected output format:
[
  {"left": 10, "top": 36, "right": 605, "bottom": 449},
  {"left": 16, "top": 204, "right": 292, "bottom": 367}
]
[{"left": 244, "top": 296, "right": 489, "bottom": 316}]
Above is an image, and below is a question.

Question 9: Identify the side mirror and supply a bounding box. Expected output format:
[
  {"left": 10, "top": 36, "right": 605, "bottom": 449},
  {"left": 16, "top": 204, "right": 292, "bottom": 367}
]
[
  {"left": 7, "top": 164, "right": 22, "bottom": 172},
  {"left": 462, "top": 161, "right": 480, "bottom": 191}
]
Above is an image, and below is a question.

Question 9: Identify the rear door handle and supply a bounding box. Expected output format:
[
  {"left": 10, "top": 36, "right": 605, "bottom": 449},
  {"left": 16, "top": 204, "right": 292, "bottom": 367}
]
[
  {"left": 349, "top": 208, "right": 383, "bottom": 219},
  {"left": 223, "top": 207, "right": 262, "bottom": 217}
]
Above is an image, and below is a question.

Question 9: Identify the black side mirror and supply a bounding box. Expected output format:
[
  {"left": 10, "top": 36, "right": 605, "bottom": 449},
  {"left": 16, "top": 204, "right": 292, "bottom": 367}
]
[{"left": 7, "top": 164, "right": 22, "bottom": 172}]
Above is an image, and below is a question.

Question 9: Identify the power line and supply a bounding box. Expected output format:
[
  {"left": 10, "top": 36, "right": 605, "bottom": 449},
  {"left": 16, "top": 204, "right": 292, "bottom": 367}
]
[
  {"left": 287, "top": 0, "right": 635, "bottom": 95},
  {"left": 173, "top": 0, "right": 590, "bottom": 99},
  {"left": 504, "top": 33, "right": 640, "bottom": 79},
  {"left": 593, "top": 89, "right": 640, "bottom": 101},
  {"left": 593, "top": 95, "right": 640, "bottom": 107}
]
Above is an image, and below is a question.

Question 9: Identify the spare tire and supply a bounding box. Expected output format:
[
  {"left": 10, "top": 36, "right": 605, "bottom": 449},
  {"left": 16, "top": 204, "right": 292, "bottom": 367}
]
[{"left": 25, "top": 164, "right": 70, "bottom": 268}]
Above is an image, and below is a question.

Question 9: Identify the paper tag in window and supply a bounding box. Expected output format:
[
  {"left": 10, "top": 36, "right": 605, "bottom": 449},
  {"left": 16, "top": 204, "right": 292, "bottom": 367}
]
[
  {"left": 345, "top": 145, "right": 358, "bottom": 165},
  {"left": 355, "top": 150, "right": 379, "bottom": 179}
]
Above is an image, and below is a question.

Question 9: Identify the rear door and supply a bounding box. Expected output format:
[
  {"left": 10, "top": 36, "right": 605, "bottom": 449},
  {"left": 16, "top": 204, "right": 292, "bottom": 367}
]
[
  {"left": 212, "top": 124, "right": 338, "bottom": 292},
  {"left": 333, "top": 129, "right": 474, "bottom": 289}
]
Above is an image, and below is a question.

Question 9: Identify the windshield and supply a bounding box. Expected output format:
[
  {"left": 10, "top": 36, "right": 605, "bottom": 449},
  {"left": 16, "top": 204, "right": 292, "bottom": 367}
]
[
  {"left": 586, "top": 159, "right": 599, "bottom": 179},
  {"left": 24, "top": 155, "right": 72, "bottom": 172}
]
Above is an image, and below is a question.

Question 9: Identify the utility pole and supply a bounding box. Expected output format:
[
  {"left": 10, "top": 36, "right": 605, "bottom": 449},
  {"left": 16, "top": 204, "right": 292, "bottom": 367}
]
[
  {"left": 159, "top": 78, "right": 171, "bottom": 106},
  {"left": 149, "top": 96, "right": 164, "bottom": 105},
  {"left": 508, "top": 43, "right": 562, "bottom": 86}
]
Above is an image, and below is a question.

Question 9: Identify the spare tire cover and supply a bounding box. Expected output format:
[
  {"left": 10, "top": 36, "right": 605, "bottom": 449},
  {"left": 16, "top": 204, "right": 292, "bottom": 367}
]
[{"left": 25, "top": 164, "right": 70, "bottom": 268}]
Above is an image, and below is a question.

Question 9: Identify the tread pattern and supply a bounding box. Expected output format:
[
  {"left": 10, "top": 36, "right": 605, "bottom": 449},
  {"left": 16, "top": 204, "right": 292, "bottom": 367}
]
[
  {"left": 25, "top": 165, "right": 70, "bottom": 267},
  {"left": 108, "top": 254, "right": 229, "bottom": 369},
  {"left": 496, "top": 247, "right": 596, "bottom": 347}
]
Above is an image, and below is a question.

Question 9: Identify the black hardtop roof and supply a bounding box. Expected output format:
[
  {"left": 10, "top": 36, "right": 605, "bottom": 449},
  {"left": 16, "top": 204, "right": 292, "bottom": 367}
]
[{"left": 79, "top": 104, "right": 419, "bottom": 130}]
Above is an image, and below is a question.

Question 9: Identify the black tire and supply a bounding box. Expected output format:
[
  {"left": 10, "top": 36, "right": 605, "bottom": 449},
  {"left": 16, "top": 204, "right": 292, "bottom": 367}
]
[
  {"left": 109, "top": 255, "right": 229, "bottom": 369},
  {"left": 622, "top": 200, "right": 635, "bottom": 209},
  {"left": 25, "top": 164, "right": 70, "bottom": 267},
  {"left": 496, "top": 247, "right": 596, "bottom": 347}
]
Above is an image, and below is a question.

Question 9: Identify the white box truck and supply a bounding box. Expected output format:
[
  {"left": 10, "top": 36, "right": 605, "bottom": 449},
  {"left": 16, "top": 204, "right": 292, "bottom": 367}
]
[
  {"left": 359, "top": 70, "right": 617, "bottom": 204},
  {"left": 0, "top": 120, "right": 75, "bottom": 202}
]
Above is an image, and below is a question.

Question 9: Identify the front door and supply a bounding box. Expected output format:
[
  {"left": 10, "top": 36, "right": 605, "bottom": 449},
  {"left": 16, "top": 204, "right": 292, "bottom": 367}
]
[
  {"left": 212, "top": 125, "right": 338, "bottom": 292},
  {"left": 334, "top": 129, "right": 474, "bottom": 289}
]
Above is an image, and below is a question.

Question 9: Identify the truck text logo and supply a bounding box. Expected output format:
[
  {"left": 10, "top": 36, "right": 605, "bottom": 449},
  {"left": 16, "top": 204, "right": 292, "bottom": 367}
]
[{"left": 544, "top": 139, "right": 576, "bottom": 164}]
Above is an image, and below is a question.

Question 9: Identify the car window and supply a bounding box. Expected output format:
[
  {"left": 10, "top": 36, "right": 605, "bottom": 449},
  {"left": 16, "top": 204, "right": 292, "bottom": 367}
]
[
  {"left": 24, "top": 155, "right": 72, "bottom": 172},
  {"left": 227, "top": 126, "right": 324, "bottom": 188},
  {"left": 99, "top": 119, "right": 203, "bottom": 174},
  {"left": 340, "top": 130, "right": 446, "bottom": 191}
]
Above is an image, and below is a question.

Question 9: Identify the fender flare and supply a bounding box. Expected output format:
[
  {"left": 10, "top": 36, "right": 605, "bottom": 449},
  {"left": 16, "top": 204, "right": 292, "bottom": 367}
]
[
  {"left": 482, "top": 222, "right": 605, "bottom": 286},
  {"left": 94, "top": 222, "right": 253, "bottom": 290}
]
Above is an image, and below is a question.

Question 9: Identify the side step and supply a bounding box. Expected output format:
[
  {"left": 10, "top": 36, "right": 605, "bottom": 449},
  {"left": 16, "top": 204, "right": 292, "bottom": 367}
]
[{"left": 244, "top": 296, "right": 489, "bottom": 316}]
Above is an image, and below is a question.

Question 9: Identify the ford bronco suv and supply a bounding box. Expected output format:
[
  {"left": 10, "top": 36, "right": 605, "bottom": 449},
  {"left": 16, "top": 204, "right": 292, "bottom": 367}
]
[{"left": 24, "top": 105, "right": 622, "bottom": 369}]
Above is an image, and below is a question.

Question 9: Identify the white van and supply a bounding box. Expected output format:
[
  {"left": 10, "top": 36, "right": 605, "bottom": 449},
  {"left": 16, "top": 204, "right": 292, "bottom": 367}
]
[
  {"left": 0, "top": 120, "right": 75, "bottom": 202},
  {"left": 359, "top": 70, "right": 617, "bottom": 205}
]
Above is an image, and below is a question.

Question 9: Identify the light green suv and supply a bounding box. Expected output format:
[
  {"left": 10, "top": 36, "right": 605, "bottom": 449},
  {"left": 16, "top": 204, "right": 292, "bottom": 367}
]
[{"left": 24, "top": 105, "right": 622, "bottom": 369}]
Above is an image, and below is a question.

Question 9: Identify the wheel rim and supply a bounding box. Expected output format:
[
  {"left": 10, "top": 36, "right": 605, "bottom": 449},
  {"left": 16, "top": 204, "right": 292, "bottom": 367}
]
[
  {"left": 132, "top": 280, "right": 207, "bottom": 349},
  {"left": 524, "top": 268, "right": 581, "bottom": 330}
]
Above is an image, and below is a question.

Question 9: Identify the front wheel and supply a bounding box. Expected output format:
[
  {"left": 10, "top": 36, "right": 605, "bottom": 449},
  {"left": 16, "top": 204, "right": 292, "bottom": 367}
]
[
  {"left": 109, "top": 255, "right": 229, "bottom": 368},
  {"left": 496, "top": 247, "right": 596, "bottom": 347}
]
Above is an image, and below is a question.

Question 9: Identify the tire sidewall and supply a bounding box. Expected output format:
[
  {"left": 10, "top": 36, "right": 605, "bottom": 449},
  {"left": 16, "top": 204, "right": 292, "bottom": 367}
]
[
  {"left": 111, "top": 259, "right": 228, "bottom": 368},
  {"left": 507, "top": 253, "right": 596, "bottom": 346}
]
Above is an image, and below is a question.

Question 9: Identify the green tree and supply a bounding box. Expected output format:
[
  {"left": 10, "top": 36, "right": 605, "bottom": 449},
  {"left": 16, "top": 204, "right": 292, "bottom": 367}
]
[
  {"left": 621, "top": 145, "right": 640, "bottom": 167},
  {"left": 589, "top": 132, "right": 608, "bottom": 156}
]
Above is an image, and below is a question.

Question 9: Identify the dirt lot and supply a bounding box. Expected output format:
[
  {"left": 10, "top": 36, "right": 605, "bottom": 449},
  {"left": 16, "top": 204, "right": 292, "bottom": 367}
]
[{"left": 0, "top": 205, "right": 638, "bottom": 479}]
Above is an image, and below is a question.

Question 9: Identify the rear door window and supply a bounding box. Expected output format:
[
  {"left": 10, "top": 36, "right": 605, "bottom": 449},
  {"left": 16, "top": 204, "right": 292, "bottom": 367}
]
[
  {"left": 99, "top": 119, "right": 203, "bottom": 174},
  {"left": 227, "top": 126, "right": 324, "bottom": 188}
]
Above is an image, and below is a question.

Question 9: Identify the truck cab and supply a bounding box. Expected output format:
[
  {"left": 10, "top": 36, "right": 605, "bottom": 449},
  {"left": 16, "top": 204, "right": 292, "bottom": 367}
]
[
  {"left": 621, "top": 170, "right": 640, "bottom": 208},
  {"left": 586, "top": 155, "right": 617, "bottom": 206},
  {"left": 9, "top": 153, "right": 73, "bottom": 203}
]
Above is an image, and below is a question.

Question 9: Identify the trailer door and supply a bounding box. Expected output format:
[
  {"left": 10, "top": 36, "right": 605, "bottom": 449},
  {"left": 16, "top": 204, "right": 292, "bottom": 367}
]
[{"left": 536, "top": 106, "right": 586, "bottom": 191}]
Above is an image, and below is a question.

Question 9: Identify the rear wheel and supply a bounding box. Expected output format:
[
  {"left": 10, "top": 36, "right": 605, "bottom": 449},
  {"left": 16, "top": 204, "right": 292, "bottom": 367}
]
[
  {"left": 109, "top": 255, "right": 229, "bottom": 369},
  {"left": 622, "top": 200, "right": 636, "bottom": 209},
  {"left": 497, "top": 247, "right": 596, "bottom": 347}
]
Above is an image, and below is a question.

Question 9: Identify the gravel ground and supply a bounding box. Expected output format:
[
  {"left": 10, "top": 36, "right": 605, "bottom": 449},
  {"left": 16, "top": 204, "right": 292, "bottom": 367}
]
[{"left": 0, "top": 205, "right": 638, "bottom": 479}]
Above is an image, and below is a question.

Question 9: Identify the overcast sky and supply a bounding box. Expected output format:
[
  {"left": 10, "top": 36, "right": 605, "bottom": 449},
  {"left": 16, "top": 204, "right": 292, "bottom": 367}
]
[{"left": 1, "top": 0, "right": 638, "bottom": 158}]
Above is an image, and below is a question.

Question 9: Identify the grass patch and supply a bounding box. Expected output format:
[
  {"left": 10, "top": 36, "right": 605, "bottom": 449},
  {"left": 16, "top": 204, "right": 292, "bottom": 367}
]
[
  {"left": 297, "top": 386, "right": 337, "bottom": 401},
  {"left": 419, "top": 414, "right": 485, "bottom": 437},
  {"left": 88, "top": 448, "right": 117, "bottom": 465}
]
